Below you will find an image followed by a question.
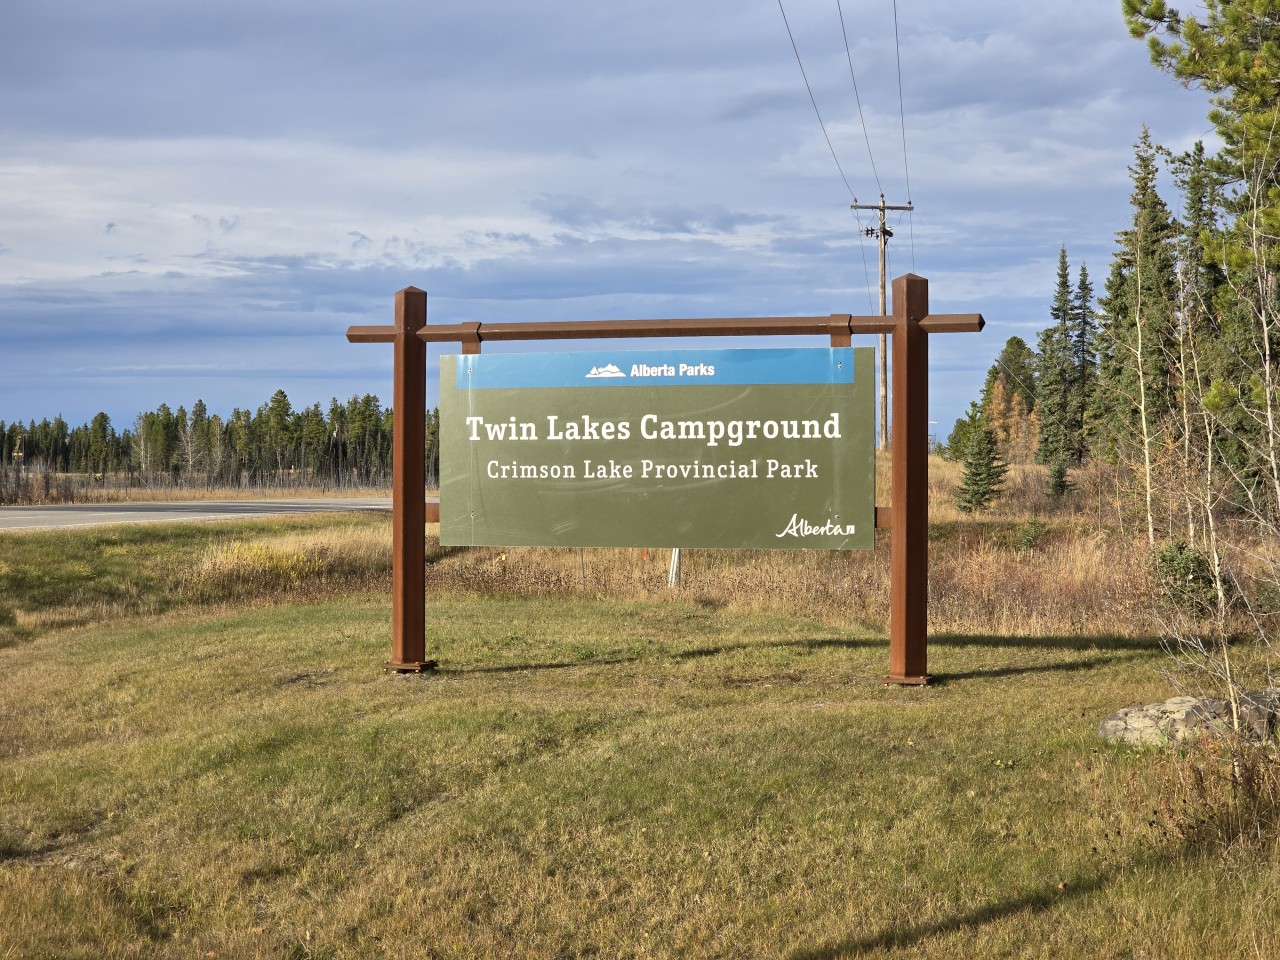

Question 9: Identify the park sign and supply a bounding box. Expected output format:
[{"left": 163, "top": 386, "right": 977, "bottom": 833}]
[
  {"left": 439, "top": 346, "right": 875, "bottom": 549},
  {"left": 349, "top": 277, "right": 985, "bottom": 680}
]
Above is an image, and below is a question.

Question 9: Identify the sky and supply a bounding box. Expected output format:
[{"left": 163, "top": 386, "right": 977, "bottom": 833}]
[{"left": 0, "top": 0, "right": 1218, "bottom": 437}]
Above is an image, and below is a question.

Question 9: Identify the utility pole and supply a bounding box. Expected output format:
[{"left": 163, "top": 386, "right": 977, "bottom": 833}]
[{"left": 852, "top": 195, "right": 914, "bottom": 450}]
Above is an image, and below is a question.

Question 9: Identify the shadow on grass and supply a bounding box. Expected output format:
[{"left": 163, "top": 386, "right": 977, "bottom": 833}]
[
  {"left": 930, "top": 650, "right": 1152, "bottom": 685},
  {"left": 671, "top": 637, "right": 883, "bottom": 662},
  {"left": 426, "top": 544, "right": 468, "bottom": 565},
  {"left": 441, "top": 656, "right": 637, "bottom": 675},
  {"left": 0, "top": 830, "right": 87, "bottom": 866},
  {"left": 426, "top": 634, "right": 1155, "bottom": 681},
  {"left": 788, "top": 869, "right": 1111, "bottom": 959},
  {"left": 435, "top": 636, "right": 881, "bottom": 674},
  {"left": 932, "top": 632, "right": 1163, "bottom": 653}
]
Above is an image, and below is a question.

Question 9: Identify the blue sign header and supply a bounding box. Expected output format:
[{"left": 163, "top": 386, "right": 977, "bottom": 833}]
[{"left": 451, "top": 347, "right": 856, "bottom": 390}]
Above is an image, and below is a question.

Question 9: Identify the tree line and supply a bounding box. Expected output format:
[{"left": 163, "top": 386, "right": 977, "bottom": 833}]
[
  {"left": 947, "top": 116, "right": 1279, "bottom": 535},
  {"left": 0, "top": 391, "right": 441, "bottom": 493},
  {"left": 947, "top": 1, "right": 1280, "bottom": 722}
]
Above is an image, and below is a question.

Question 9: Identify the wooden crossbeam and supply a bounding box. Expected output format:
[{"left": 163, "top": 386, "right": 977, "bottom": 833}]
[{"left": 346, "top": 313, "right": 983, "bottom": 345}]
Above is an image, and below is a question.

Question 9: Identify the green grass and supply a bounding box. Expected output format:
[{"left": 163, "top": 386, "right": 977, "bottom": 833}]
[{"left": 1, "top": 519, "right": 1277, "bottom": 958}]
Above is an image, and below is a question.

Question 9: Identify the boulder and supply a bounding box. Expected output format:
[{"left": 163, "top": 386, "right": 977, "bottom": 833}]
[{"left": 1098, "top": 689, "right": 1280, "bottom": 747}]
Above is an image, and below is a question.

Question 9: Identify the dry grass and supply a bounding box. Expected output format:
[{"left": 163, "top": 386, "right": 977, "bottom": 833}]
[
  {"left": 0, "top": 457, "right": 1165, "bottom": 648},
  {"left": 421, "top": 456, "right": 1160, "bottom": 640},
  {"left": 927, "top": 457, "right": 1122, "bottom": 525},
  {"left": 1, "top": 585, "right": 1277, "bottom": 959},
  {"left": 1144, "top": 738, "right": 1280, "bottom": 853},
  {"left": 2, "top": 477, "right": 1279, "bottom": 958},
  {"left": 425, "top": 530, "right": 1158, "bottom": 640},
  {"left": 186, "top": 527, "right": 392, "bottom": 600}
]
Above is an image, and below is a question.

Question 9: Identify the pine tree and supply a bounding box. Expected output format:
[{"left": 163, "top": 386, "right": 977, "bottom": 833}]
[
  {"left": 955, "top": 419, "right": 1007, "bottom": 513},
  {"left": 1126, "top": 1, "right": 1280, "bottom": 252}
]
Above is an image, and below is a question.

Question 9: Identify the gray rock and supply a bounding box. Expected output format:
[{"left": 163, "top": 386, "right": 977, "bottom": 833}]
[
  {"left": 1098, "top": 688, "right": 1280, "bottom": 747},
  {"left": 1238, "top": 688, "right": 1280, "bottom": 741}
]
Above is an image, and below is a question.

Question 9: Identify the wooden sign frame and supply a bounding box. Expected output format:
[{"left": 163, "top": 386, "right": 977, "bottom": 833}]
[{"left": 347, "top": 274, "right": 983, "bottom": 684}]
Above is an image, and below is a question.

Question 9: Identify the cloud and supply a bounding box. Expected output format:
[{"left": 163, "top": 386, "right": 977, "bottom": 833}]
[
  {"left": 528, "top": 194, "right": 783, "bottom": 236},
  {"left": 0, "top": 0, "right": 1221, "bottom": 431}
]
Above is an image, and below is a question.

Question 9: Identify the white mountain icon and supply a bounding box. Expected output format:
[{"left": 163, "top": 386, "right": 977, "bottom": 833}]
[{"left": 585, "top": 363, "right": 626, "bottom": 378}]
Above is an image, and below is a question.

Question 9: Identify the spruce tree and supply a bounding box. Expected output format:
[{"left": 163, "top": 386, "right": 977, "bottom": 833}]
[
  {"left": 1169, "top": 141, "right": 1249, "bottom": 473},
  {"left": 955, "top": 418, "right": 1007, "bottom": 513},
  {"left": 1090, "top": 129, "right": 1179, "bottom": 461},
  {"left": 943, "top": 401, "right": 983, "bottom": 462},
  {"left": 1068, "top": 263, "right": 1096, "bottom": 462},
  {"left": 1047, "top": 459, "right": 1072, "bottom": 498},
  {"left": 1170, "top": 140, "right": 1226, "bottom": 321},
  {"left": 1036, "top": 246, "right": 1077, "bottom": 466}
]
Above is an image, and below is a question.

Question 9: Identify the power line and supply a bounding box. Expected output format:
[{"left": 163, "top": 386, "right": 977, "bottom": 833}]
[
  {"left": 891, "top": 0, "right": 916, "bottom": 270},
  {"left": 993, "top": 357, "right": 1037, "bottom": 403},
  {"left": 835, "top": 0, "right": 882, "bottom": 197},
  {"left": 776, "top": 0, "right": 856, "bottom": 198},
  {"left": 890, "top": 0, "right": 913, "bottom": 202}
]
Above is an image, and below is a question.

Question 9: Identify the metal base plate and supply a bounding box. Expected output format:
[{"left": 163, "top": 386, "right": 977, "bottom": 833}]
[
  {"left": 882, "top": 674, "right": 930, "bottom": 686},
  {"left": 383, "top": 660, "right": 439, "bottom": 674}
]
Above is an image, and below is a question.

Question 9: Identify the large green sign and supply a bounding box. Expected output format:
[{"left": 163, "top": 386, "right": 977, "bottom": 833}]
[{"left": 440, "top": 347, "right": 874, "bottom": 549}]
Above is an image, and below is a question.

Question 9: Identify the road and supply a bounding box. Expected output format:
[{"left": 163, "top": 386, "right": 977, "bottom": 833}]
[{"left": 0, "top": 497, "right": 399, "bottom": 531}]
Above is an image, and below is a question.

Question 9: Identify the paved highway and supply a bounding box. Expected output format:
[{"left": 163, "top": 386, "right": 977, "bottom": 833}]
[{"left": 0, "top": 497, "right": 398, "bottom": 531}]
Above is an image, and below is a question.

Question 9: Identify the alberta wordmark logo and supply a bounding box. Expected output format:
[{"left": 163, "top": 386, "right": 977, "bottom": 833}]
[{"left": 776, "top": 513, "right": 856, "bottom": 538}]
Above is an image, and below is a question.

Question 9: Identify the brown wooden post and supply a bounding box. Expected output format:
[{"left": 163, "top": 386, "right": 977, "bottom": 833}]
[
  {"left": 386, "top": 286, "right": 434, "bottom": 672},
  {"left": 885, "top": 274, "right": 930, "bottom": 684}
]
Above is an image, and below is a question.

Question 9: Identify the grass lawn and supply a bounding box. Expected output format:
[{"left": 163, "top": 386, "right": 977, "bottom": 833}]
[{"left": 1, "top": 517, "right": 1277, "bottom": 958}]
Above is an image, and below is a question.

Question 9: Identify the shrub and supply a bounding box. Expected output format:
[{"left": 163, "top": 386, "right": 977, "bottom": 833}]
[
  {"left": 1015, "top": 518, "right": 1047, "bottom": 551},
  {"left": 1151, "top": 540, "right": 1220, "bottom": 617}
]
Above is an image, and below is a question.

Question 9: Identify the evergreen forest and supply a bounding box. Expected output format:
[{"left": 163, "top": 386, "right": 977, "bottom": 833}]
[
  {"left": 0, "top": 392, "right": 441, "bottom": 500},
  {"left": 943, "top": 1, "right": 1280, "bottom": 558}
]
